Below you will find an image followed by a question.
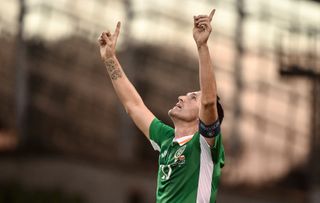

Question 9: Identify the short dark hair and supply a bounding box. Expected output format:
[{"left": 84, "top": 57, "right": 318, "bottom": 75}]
[{"left": 217, "top": 96, "right": 224, "bottom": 124}]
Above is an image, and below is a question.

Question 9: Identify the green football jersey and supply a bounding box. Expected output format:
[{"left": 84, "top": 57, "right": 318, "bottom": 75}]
[{"left": 149, "top": 118, "right": 225, "bottom": 203}]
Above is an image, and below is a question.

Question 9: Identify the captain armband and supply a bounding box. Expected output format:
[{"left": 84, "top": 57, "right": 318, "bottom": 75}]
[{"left": 199, "top": 119, "right": 221, "bottom": 138}]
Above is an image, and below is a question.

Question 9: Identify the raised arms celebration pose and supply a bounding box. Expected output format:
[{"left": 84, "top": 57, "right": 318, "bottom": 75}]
[{"left": 98, "top": 9, "right": 225, "bottom": 203}]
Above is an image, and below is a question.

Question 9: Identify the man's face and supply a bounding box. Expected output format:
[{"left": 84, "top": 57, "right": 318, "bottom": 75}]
[{"left": 168, "top": 91, "right": 201, "bottom": 122}]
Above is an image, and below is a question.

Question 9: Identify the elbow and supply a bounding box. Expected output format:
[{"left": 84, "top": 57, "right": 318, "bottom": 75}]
[
  {"left": 124, "top": 100, "right": 143, "bottom": 116},
  {"left": 125, "top": 105, "right": 136, "bottom": 117},
  {"left": 201, "top": 99, "right": 216, "bottom": 109},
  {"left": 124, "top": 104, "right": 135, "bottom": 116},
  {"left": 124, "top": 105, "right": 131, "bottom": 115}
]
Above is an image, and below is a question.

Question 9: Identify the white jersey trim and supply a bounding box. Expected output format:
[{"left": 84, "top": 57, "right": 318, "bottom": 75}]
[
  {"left": 196, "top": 135, "right": 214, "bottom": 203},
  {"left": 150, "top": 139, "right": 160, "bottom": 151}
]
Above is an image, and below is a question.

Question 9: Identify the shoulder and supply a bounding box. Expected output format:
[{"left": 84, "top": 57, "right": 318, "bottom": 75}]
[{"left": 150, "top": 118, "right": 174, "bottom": 135}]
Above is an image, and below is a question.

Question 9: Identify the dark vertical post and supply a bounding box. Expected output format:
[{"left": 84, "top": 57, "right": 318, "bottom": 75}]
[
  {"left": 16, "top": 0, "right": 28, "bottom": 148},
  {"left": 230, "top": 0, "right": 245, "bottom": 156},
  {"left": 309, "top": 29, "right": 320, "bottom": 202},
  {"left": 310, "top": 78, "right": 320, "bottom": 203},
  {"left": 118, "top": 0, "right": 136, "bottom": 161}
]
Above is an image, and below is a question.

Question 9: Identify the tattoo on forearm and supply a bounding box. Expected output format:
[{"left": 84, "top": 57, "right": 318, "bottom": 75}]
[{"left": 104, "top": 58, "right": 122, "bottom": 80}]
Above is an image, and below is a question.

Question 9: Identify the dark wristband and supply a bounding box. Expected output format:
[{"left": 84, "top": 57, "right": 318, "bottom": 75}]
[{"left": 199, "top": 119, "right": 221, "bottom": 138}]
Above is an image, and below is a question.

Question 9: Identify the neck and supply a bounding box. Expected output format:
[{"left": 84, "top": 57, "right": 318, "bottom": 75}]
[{"left": 173, "top": 119, "right": 198, "bottom": 139}]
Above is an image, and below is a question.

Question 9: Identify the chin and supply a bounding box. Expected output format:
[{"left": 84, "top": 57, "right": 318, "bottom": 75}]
[
  {"left": 168, "top": 109, "right": 185, "bottom": 121},
  {"left": 168, "top": 108, "right": 179, "bottom": 118},
  {"left": 168, "top": 109, "right": 174, "bottom": 117}
]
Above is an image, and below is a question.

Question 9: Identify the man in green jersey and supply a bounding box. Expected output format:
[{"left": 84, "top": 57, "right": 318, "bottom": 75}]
[{"left": 98, "top": 8, "right": 224, "bottom": 203}]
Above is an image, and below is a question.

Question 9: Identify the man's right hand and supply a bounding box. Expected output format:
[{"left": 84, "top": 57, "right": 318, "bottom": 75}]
[
  {"left": 97, "top": 21, "right": 155, "bottom": 139},
  {"left": 98, "top": 21, "right": 121, "bottom": 61}
]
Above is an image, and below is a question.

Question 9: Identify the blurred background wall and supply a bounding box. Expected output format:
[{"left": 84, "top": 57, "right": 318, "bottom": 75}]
[{"left": 0, "top": 0, "right": 319, "bottom": 202}]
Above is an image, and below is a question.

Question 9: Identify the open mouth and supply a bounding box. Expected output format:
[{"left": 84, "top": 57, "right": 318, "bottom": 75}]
[{"left": 175, "top": 103, "right": 182, "bottom": 109}]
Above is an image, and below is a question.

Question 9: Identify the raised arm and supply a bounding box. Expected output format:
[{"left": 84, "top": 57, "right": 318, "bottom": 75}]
[
  {"left": 193, "top": 10, "right": 219, "bottom": 146},
  {"left": 98, "top": 22, "right": 155, "bottom": 138}
]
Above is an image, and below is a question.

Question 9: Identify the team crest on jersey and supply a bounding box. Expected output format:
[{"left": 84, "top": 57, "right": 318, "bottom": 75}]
[
  {"left": 174, "top": 145, "right": 186, "bottom": 159},
  {"left": 174, "top": 145, "right": 186, "bottom": 166}
]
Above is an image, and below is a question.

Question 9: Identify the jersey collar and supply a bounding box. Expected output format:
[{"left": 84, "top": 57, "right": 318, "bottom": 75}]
[{"left": 173, "top": 134, "right": 194, "bottom": 146}]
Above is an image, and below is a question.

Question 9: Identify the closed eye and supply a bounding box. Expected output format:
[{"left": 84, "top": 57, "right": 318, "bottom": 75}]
[
  {"left": 190, "top": 94, "right": 197, "bottom": 100},
  {"left": 187, "top": 92, "right": 198, "bottom": 101}
]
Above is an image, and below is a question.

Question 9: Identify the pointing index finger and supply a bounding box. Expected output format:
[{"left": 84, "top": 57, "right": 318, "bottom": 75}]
[
  {"left": 114, "top": 21, "right": 121, "bottom": 37},
  {"left": 209, "top": 9, "right": 216, "bottom": 21}
]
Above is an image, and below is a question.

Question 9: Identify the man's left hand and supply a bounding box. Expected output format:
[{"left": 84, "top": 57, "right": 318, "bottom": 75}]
[{"left": 193, "top": 9, "right": 215, "bottom": 48}]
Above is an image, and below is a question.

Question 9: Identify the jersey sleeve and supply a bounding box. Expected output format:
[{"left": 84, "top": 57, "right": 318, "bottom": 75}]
[
  {"left": 211, "top": 133, "right": 225, "bottom": 168},
  {"left": 149, "top": 118, "right": 174, "bottom": 151}
]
